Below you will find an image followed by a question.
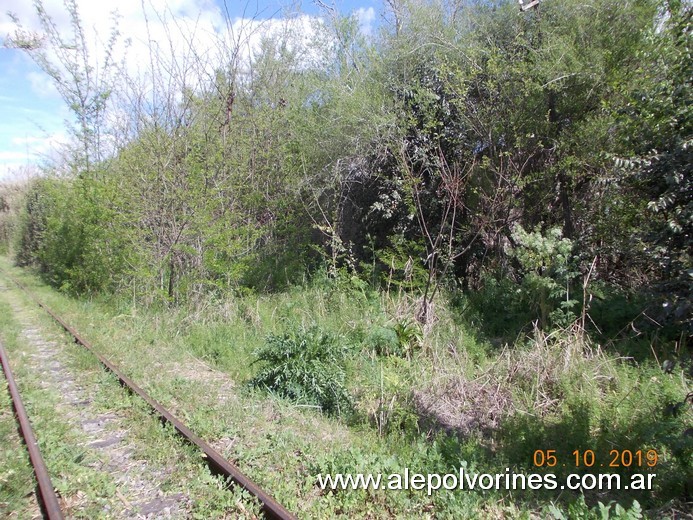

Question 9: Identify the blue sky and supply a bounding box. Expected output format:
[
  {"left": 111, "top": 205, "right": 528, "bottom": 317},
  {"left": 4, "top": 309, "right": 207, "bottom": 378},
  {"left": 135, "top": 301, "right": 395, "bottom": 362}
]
[{"left": 0, "top": 0, "right": 383, "bottom": 180}]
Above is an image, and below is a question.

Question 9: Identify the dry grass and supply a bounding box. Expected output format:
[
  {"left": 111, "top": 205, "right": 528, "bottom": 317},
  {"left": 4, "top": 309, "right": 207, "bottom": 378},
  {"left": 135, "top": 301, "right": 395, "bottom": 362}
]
[
  {"left": 413, "top": 321, "right": 618, "bottom": 438},
  {"left": 492, "top": 321, "right": 614, "bottom": 417},
  {"left": 413, "top": 374, "right": 512, "bottom": 437}
]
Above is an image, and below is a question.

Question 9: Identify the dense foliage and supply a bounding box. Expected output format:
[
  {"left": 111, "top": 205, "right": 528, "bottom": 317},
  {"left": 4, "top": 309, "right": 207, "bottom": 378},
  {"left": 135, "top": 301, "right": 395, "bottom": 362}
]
[
  {"left": 1, "top": 0, "right": 691, "bottom": 516},
  {"left": 4, "top": 0, "right": 690, "bottom": 315}
]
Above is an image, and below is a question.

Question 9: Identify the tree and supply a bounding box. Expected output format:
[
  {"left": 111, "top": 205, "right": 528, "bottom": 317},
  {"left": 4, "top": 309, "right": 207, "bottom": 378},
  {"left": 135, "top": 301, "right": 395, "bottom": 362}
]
[
  {"left": 6, "top": 0, "right": 123, "bottom": 174},
  {"left": 615, "top": 0, "right": 692, "bottom": 331}
]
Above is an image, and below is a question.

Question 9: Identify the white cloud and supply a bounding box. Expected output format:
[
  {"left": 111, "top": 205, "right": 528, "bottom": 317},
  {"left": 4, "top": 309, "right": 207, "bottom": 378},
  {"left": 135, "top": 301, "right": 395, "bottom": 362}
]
[
  {"left": 0, "top": 150, "right": 30, "bottom": 162},
  {"left": 0, "top": 129, "right": 69, "bottom": 179},
  {"left": 8, "top": 131, "right": 69, "bottom": 159},
  {"left": 4, "top": 0, "right": 326, "bottom": 98},
  {"left": 355, "top": 7, "right": 376, "bottom": 36},
  {"left": 1, "top": 0, "right": 333, "bottom": 173},
  {"left": 26, "top": 71, "right": 60, "bottom": 98}
]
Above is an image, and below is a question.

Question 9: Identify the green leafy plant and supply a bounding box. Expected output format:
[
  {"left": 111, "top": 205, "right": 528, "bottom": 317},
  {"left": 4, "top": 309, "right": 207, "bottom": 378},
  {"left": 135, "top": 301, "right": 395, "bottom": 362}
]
[
  {"left": 393, "top": 318, "right": 423, "bottom": 358},
  {"left": 363, "top": 325, "right": 399, "bottom": 357},
  {"left": 549, "top": 497, "right": 643, "bottom": 519},
  {"left": 248, "top": 327, "right": 352, "bottom": 416},
  {"left": 363, "top": 320, "right": 422, "bottom": 358},
  {"left": 510, "top": 225, "right": 579, "bottom": 329}
]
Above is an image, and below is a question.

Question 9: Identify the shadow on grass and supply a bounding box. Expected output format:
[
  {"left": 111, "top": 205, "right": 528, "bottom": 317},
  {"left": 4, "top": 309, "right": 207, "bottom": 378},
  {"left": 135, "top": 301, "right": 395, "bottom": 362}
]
[
  {"left": 455, "top": 280, "right": 685, "bottom": 364},
  {"left": 431, "top": 399, "right": 692, "bottom": 512}
]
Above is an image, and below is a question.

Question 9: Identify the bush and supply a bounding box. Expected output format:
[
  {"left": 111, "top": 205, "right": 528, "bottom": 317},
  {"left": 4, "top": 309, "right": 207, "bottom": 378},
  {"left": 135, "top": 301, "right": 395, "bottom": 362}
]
[
  {"left": 362, "top": 322, "right": 422, "bottom": 358},
  {"left": 248, "top": 327, "right": 352, "bottom": 416},
  {"left": 363, "top": 325, "right": 400, "bottom": 356},
  {"left": 510, "top": 225, "right": 579, "bottom": 329},
  {"left": 14, "top": 176, "right": 132, "bottom": 294}
]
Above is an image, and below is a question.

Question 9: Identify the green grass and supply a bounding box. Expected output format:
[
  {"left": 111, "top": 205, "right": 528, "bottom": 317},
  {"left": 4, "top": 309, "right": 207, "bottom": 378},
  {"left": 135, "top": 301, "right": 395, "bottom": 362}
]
[
  {"left": 0, "top": 257, "right": 690, "bottom": 518},
  {"left": 0, "top": 371, "right": 38, "bottom": 519},
  {"left": 0, "top": 296, "right": 120, "bottom": 519},
  {"left": 0, "top": 270, "right": 263, "bottom": 518}
]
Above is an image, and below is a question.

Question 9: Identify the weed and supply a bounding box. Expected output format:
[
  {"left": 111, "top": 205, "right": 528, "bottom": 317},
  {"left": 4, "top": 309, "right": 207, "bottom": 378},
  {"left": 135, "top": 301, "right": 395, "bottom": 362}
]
[
  {"left": 355, "top": 357, "right": 419, "bottom": 436},
  {"left": 249, "top": 327, "right": 353, "bottom": 416},
  {"left": 396, "top": 319, "right": 423, "bottom": 350},
  {"left": 548, "top": 496, "right": 644, "bottom": 519},
  {"left": 362, "top": 325, "right": 399, "bottom": 357},
  {"left": 3, "top": 257, "right": 690, "bottom": 517},
  {"left": 509, "top": 225, "right": 580, "bottom": 329}
]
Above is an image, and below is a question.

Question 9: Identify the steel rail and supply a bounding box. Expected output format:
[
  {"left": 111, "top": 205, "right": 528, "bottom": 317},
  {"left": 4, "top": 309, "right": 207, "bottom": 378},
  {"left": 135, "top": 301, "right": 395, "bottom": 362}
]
[
  {"left": 0, "top": 339, "right": 65, "bottom": 520},
  {"left": 4, "top": 272, "right": 296, "bottom": 520}
]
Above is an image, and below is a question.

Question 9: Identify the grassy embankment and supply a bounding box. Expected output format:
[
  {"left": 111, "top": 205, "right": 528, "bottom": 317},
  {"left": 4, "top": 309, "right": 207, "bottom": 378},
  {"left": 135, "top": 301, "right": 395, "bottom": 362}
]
[
  {"left": 1, "top": 257, "right": 690, "bottom": 518},
  {"left": 0, "top": 266, "right": 262, "bottom": 518}
]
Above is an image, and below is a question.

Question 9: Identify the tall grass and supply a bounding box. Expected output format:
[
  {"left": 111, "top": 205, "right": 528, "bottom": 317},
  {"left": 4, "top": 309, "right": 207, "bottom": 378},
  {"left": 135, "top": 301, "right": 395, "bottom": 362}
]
[{"left": 3, "top": 257, "right": 690, "bottom": 516}]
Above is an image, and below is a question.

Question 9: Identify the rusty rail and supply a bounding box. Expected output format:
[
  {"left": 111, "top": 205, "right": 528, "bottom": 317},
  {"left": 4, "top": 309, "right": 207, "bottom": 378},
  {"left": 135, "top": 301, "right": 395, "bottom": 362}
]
[
  {"left": 0, "top": 339, "right": 64, "bottom": 520},
  {"left": 3, "top": 272, "right": 296, "bottom": 520}
]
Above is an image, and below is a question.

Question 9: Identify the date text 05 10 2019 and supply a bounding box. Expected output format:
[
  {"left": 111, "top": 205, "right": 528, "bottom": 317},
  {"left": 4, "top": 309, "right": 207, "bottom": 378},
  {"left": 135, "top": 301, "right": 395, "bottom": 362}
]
[{"left": 532, "top": 449, "right": 658, "bottom": 469}]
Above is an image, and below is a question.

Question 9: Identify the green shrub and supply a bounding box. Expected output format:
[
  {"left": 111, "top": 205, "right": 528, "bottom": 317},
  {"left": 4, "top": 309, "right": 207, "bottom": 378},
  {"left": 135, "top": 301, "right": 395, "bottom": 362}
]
[
  {"left": 466, "top": 274, "right": 532, "bottom": 339},
  {"left": 248, "top": 327, "right": 352, "bottom": 416},
  {"left": 363, "top": 325, "right": 400, "bottom": 356},
  {"left": 14, "top": 176, "right": 132, "bottom": 295},
  {"left": 548, "top": 496, "right": 643, "bottom": 520},
  {"left": 510, "top": 225, "right": 580, "bottom": 329}
]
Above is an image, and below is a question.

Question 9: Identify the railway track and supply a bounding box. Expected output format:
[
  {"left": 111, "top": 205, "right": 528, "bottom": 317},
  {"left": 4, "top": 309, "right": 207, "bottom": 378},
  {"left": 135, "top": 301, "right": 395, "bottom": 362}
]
[
  {"left": 0, "top": 338, "right": 64, "bottom": 520},
  {"left": 0, "top": 270, "right": 296, "bottom": 520}
]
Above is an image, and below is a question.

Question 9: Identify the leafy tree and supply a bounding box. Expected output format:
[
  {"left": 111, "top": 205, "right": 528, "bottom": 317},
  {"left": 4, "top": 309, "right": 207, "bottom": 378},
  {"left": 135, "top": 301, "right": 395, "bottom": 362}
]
[{"left": 615, "top": 0, "right": 692, "bottom": 331}]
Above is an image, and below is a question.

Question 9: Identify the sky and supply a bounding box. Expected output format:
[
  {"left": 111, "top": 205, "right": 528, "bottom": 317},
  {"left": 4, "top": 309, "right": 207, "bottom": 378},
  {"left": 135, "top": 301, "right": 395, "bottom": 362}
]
[{"left": 0, "top": 0, "right": 383, "bottom": 180}]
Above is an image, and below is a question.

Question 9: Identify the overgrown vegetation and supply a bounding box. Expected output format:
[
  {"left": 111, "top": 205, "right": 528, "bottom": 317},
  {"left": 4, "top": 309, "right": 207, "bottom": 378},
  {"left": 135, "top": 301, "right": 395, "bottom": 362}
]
[
  {"left": 249, "top": 328, "right": 353, "bottom": 415},
  {"left": 1, "top": 0, "right": 691, "bottom": 517}
]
